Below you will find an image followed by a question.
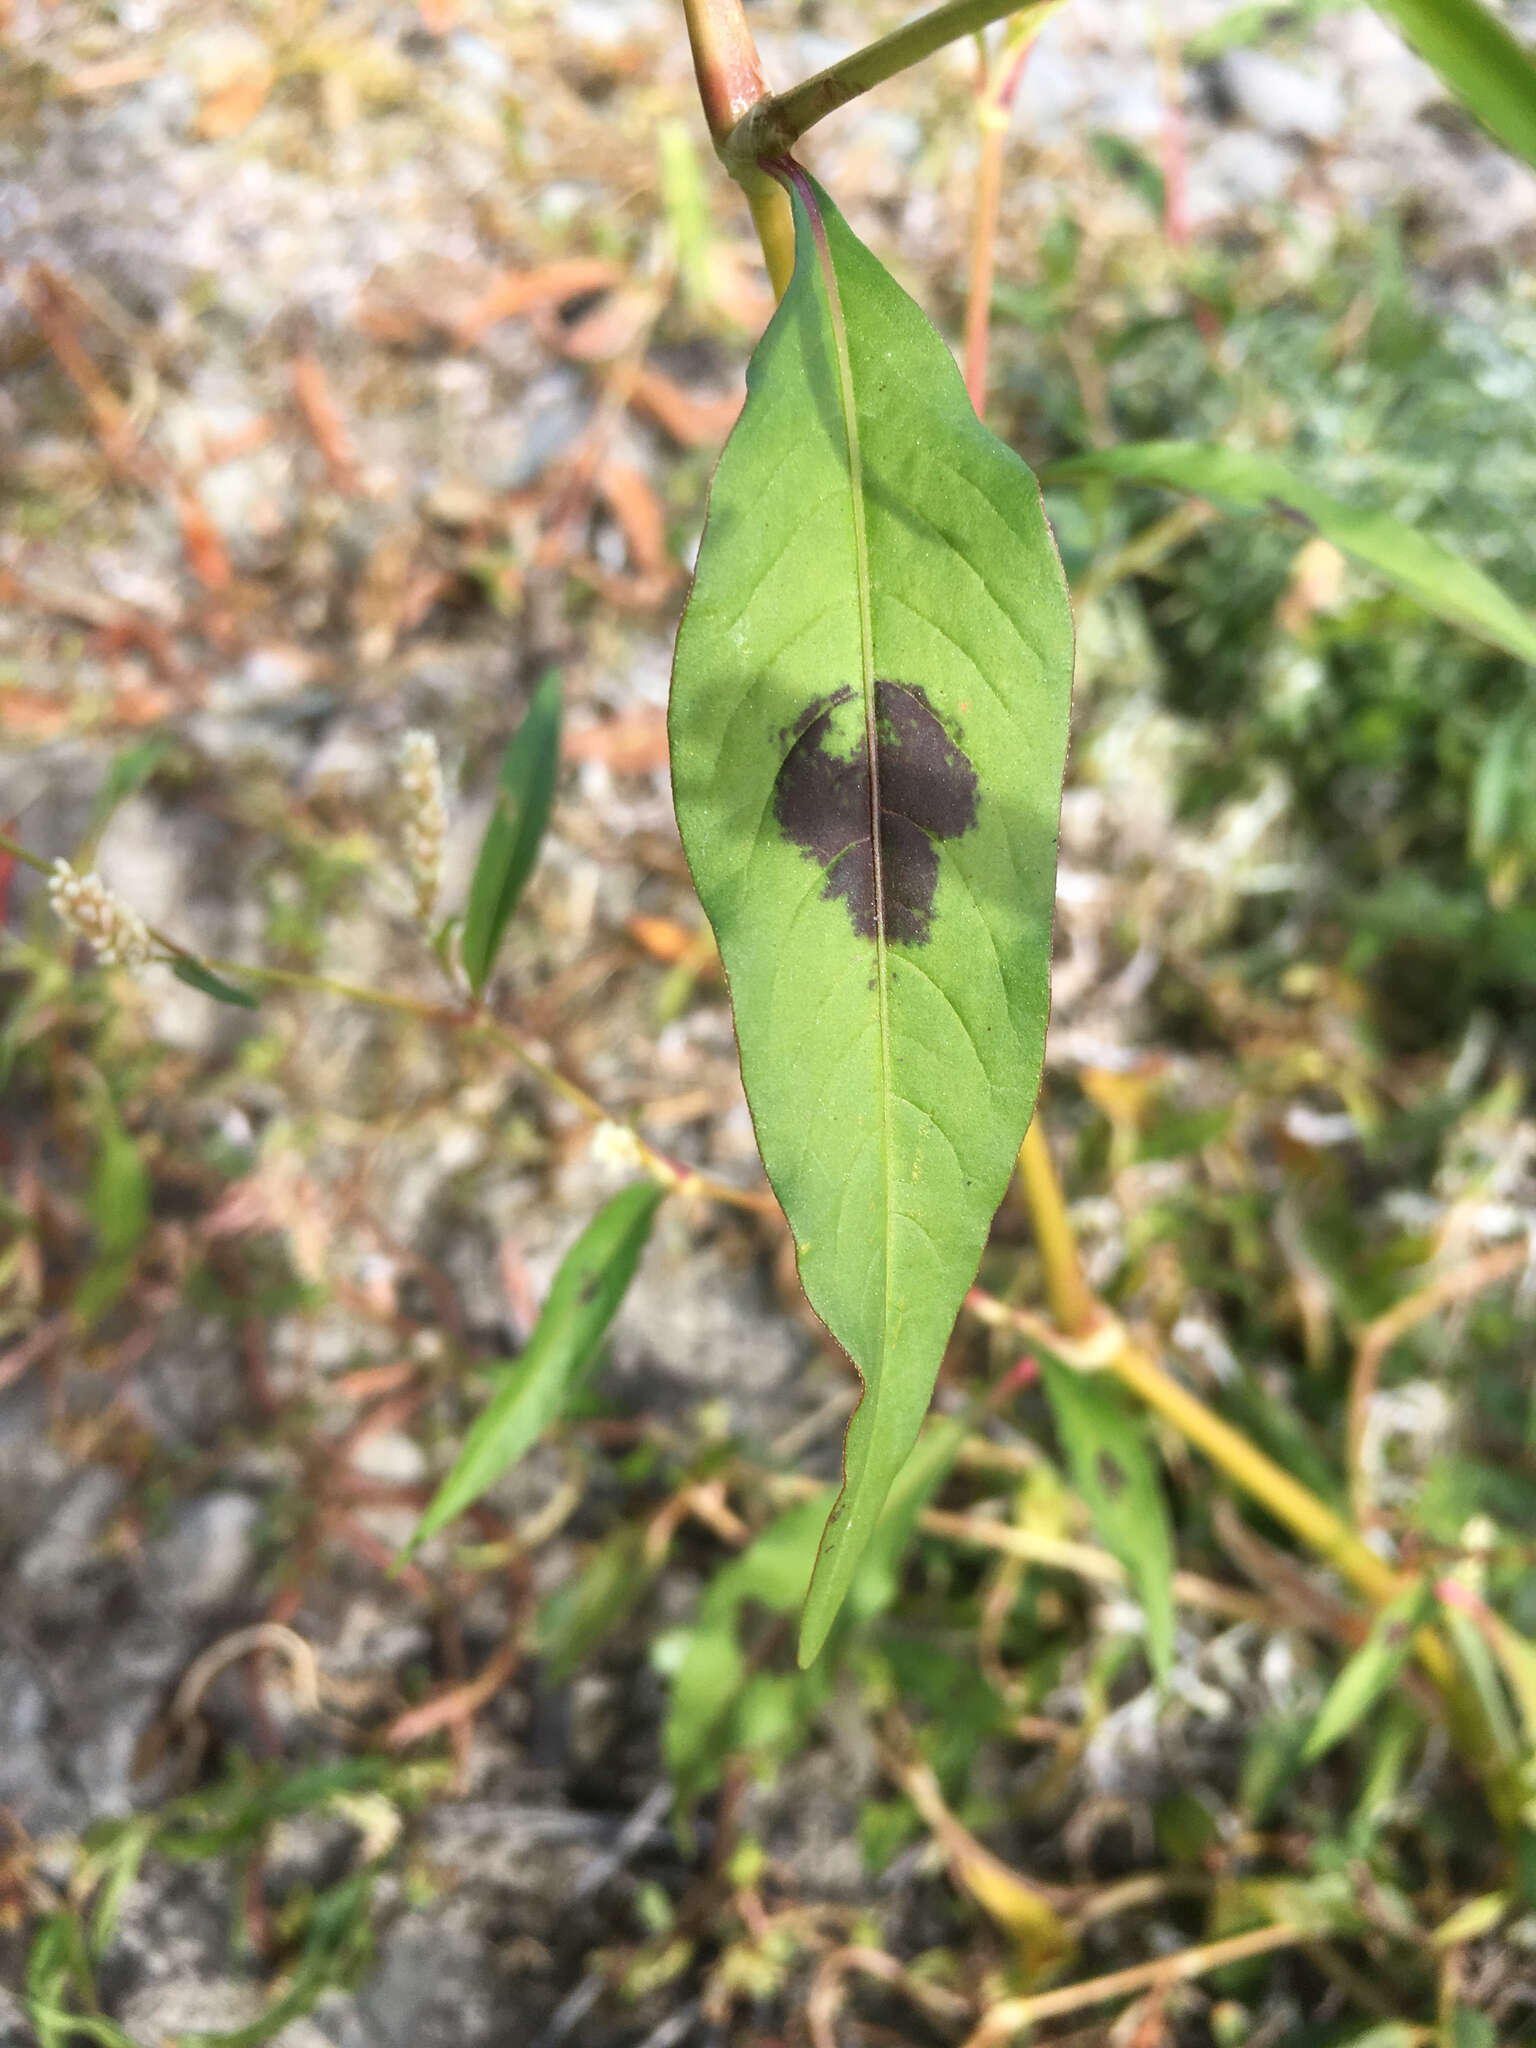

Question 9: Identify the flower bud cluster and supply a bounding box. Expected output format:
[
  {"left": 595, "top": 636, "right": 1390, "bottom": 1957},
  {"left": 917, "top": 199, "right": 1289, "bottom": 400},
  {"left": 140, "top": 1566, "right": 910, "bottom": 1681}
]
[{"left": 47, "top": 859, "right": 153, "bottom": 968}]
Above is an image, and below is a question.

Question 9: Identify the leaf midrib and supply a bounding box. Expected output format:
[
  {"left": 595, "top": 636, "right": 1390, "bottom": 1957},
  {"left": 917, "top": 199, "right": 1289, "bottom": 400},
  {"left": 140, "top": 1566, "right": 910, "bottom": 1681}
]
[{"left": 793, "top": 170, "right": 895, "bottom": 1367}]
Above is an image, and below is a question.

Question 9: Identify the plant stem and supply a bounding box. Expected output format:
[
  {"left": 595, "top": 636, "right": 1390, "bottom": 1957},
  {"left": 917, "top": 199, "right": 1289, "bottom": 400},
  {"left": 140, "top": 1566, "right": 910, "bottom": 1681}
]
[
  {"left": 745, "top": 182, "right": 797, "bottom": 301},
  {"left": 680, "top": 0, "right": 795, "bottom": 295},
  {"left": 963, "top": 1922, "right": 1308, "bottom": 2047},
  {"left": 962, "top": 100, "right": 1008, "bottom": 412},
  {"left": 968, "top": 1283, "right": 1403, "bottom": 1604},
  {"left": 1, "top": 826, "right": 776, "bottom": 1219},
  {"left": 1067, "top": 498, "right": 1215, "bottom": 616},
  {"left": 680, "top": 0, "right": 768, "bottom": 146},
  {"left": 0, "top": 832, "right": 52, "bottom": 880},
  {"left": 967, "top": 1283, "right": 1509, "bottom": 1791},
  {"left": 727, "top": 0, "right": 1060, "bottom": 164},
  {"left": 201, "top": 961, "right": 778, "bottom": 1217},
  {"left": 1347, "top": 1238, "right": 1527, "bottom": 1525},
  {"left": 955, "top": 39, "right": 1098, "bottom": 1354},
  {"left": 1110, "top": 1332, "right": 1407, "bottom": 1608},
  {"left": 962, "top": 7, "right": 1062, "bottom": 410},
  {"left": 1015, "top": 1121, "right": 1099, "bottom": 1339}
]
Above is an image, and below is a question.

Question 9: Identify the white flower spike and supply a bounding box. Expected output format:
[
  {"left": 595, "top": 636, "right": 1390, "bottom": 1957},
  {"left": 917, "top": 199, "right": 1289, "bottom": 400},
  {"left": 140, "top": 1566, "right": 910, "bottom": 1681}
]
[
  {"left": 47, "top": 859, "right": 154, "bottom": 969},
  {"left": 398, "top": 728, "right": 448, "bottom": 923}
]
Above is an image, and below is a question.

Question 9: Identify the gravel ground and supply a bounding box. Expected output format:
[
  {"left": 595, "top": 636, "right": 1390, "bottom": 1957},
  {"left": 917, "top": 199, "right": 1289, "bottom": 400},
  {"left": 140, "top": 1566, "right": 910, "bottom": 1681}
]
[{"left": 2, "top": 2, "right": 1534, "bottom": 2040}]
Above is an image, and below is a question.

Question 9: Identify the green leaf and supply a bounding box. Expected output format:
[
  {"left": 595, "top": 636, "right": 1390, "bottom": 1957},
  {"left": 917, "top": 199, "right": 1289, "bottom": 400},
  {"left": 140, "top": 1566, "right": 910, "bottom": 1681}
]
[
  {"left": 1333, "top": 2028, "right": 1428, "bottom": 2048},
  {"left": 460, "top": 670, "right": 562, "bottom": 996},
  {"left": 86, "top": 735, "right": 174, "bottom": 847},
  {"left": 1302, "top": 1580, "right": 1436, "bottom": 1764},
  {"left": 1471, "top": 709, "right": 1536, "bottom": 896},
  {"left": 1439, "top": 1593, "right": 1536, "bottom": 1752},
  {"left": 1433, "top": 1891, "right": 1510, "bottom": 1948},
  {"left": 1039, "top": 1357, "right": 1176, "bottom": 1681},
  {"left": 1370, "top": 0, "right": 1536, "bottom": 173},
  {"left": 1186, "top": 0, "right": 1354, "bottom": 60},
  {"left": 1443, "top": 1600, "right": 1523, "bottom": 1763},
  {"left": 843, "top": 1411, "right": 965, "bottom": 1624},
  {"left": 1044, "top": 441, "right": 1536, "bottom": 666},
  {"left": 172, "top": 958, "right": 260, "bottom": 1008},
  {"left": 89, "top": 1110, "right": 150, "bottom": 1261},
  {"left": 538, "top": 1522, "right": 657, "bottom": 1676},
  {"left": 670, "top": 167, "right": 1074, "bottom": 1665},
  {"left": 1089, "top": 132, "right": 1164, "bottom": 218},
  {"left": 404, "top": 1180, "right": 662, "bottom": 1552},
  {"left": 1447, "top": 2011, "right": 1498, "bottom": 2048},
  {"left": 661, "top": 1493, "right": 830, "bottom": 1801},
  {"left": 661, "top": 1421, "right": 964, "bottom": 1799},
  {"left": 26, "top": 1910, "right": 140, "bottom": 2048}
]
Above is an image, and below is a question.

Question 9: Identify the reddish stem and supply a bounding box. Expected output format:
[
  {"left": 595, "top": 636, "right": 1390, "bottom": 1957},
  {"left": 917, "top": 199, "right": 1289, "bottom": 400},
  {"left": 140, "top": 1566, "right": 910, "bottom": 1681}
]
[{"left": 962, "top": 36, "right": 1039, "bottom": 416}]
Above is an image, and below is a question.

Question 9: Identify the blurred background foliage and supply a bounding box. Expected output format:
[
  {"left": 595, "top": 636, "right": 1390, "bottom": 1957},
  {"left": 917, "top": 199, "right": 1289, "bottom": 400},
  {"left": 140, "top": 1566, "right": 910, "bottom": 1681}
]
[{"left": 1, "top": 1, "right": 1534, "bottom": 2044}]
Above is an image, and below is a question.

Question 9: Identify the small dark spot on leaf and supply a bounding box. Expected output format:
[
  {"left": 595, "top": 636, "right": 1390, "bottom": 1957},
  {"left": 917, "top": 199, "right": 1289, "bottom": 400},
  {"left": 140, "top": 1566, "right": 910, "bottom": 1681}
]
[
  {"left": 577, "top": 1272, "right": 603, "bottom": 1308},
  {"left": 1265, "top": 496, "right": 1316, "bottom": 530},
  {"left": 1095, "top": 1449, "right": 1128, "bottom": 1498},
  {"left": 772, "top": 680, "right": 979, "bottom": 946}
]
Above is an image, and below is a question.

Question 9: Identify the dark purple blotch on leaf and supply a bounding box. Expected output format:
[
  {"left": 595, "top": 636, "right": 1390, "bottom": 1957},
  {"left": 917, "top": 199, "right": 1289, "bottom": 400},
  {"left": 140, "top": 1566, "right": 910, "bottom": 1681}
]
[{"left": 772, "top": 680, "right": 978, "bottom": 946}]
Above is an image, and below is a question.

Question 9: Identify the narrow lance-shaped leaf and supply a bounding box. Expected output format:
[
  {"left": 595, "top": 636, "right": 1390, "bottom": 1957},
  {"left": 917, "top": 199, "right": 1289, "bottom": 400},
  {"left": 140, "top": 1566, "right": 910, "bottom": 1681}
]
[
  {"left": 670, "top": 165, "right": 1074, "bottom": 1664},
  {"left": 460, "top": 668, "right": 562, "bottom": 996},
  {"left": 172, "top": 957, "right": 260, "bottom": 1009},
  {"left": 1044, "top": 441, "right": 1536, "bottom": 666},
  {"left": 89, "top": 1108, "right": 151, "bottom": 1261},
  {"left": 1302, "top": 1578, "right": 1436, "bottom": 1764},
  {"left": 1039, "top": 1356, "right": 1176, "bottom": 1682},
  {"left": 73, "top": 1100, "right": 153, "bottom": 1323},
  {"left": 842, "top": 1412, "right": 966, "bottom": 1626},
  {"left": 86, "top": 736, "right": 175, "bottom": 850},
  {"left": 1370, "top": 0, "right": 1536, "bottom": 174},
  {"left": 404, "top": 1179, "right": 664, "bottom": 1554}
]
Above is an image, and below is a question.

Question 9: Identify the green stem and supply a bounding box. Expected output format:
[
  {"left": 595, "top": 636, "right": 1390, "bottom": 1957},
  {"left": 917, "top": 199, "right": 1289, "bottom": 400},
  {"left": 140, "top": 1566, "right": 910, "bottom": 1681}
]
[
  {"left": 725, "top": 0, "right": 1058, "bottom": 164},
  {"left": 1, "top": 828, "right": 775, "bottom": 1219},
  {"left": 0, "top": 832, "right": 53, "bottom": 880}
]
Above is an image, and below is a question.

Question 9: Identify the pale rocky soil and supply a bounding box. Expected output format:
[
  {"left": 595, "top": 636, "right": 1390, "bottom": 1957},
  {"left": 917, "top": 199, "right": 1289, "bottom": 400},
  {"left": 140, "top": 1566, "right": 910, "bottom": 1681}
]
[{"left": 2, "top": 3, "right": 1534, "bottom": 2042}]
